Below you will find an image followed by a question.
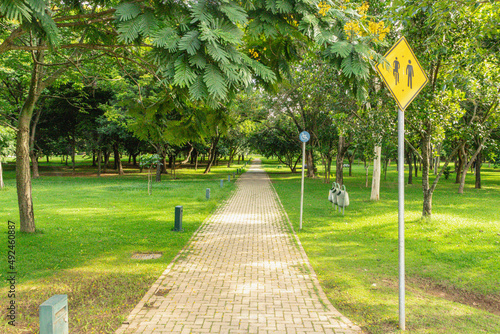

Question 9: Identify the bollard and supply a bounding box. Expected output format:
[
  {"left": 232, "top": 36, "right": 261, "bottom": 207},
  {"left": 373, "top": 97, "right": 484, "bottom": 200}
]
[
  {"left": 220, "top": 179, "right": 223, "bottom": 188},
  {"left": 206, "top": 188, "right": 210, "bottom": 200},
  {"left": 40, "top": 295, "right": 68, "bottom": 334},
  {"left": 228, "top": 175, "right": 231, "bottom": 182},
  {"left": 233, "top": 172, "right": 235, "bottom": 178},
  {"left": 173, "top": 206, "right": 183, "bottom": 232}
]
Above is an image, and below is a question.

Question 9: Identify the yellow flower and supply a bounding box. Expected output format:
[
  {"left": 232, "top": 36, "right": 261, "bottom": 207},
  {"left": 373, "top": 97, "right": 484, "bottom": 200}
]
[
  {"left": 318, "top": 1, "right": 331, "bottom": 16},
  {"left": 357, "top": 2, "right": 369, "bottom": 18},
  {"left": 248, "top": 49, "right": 259, "bottom": 59},
  {"left": 344, "top": 21, "right": 361, "bottom": 40},
  {"left": 368, "top": 21, "right": 390, "bottom": 41}
]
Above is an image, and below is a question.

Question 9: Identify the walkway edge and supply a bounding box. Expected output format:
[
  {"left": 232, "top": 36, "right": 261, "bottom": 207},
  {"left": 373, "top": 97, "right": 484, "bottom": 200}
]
[
  {"left": 115, "top": 175, "right": 242, "bottom": 334},
  {"left": 269, "top": 179, "right": 363, "bottom": 333}
]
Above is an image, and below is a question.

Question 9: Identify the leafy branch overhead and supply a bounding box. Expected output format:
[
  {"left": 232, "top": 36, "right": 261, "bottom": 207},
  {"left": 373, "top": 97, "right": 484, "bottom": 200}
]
[{"left": 113, "top": 0, "right": 390, "bottom": 104}]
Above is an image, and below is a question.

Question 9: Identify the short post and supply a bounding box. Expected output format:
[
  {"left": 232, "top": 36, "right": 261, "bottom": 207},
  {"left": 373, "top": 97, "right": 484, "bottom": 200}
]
[
  {"left": 40, "top": 295, "right": 68, "bottom": 334},
  {"left": 206, "top": 188, "right": 210, "bottom": 200},
  {"left": 220, "top": 179, "right": 223, "bottom": 188},
  {"left": 228, "top": 175, "right": 231, "bottom": 182},
  {"left": 233, "top": 172, "right": 236, "bottom": 178},
  {"left": 173, "top": 206, "right": 183, "bottom": 232}
]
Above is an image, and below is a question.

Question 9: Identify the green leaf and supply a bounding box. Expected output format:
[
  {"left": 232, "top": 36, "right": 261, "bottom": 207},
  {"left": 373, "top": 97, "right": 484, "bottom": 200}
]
[
  {"left": 138, "top": 10, "right": 158, "bottom": 35},
  {"left": 0, "top": 0, "right": 32, "bottom": 22},
  {"left": 341, "top": 54, "right": 354, "bottom": 78},
  {"left": 351, "top": 55, "right": 370, "bottom": 80},
  {"left": 189, "top": 0, "right": 213, "bottom": 23},
  {"left": 174, "top": 56, "right": 197, "bottom": 88},
  {"left": 207, "top": 43, "right": 229, "bottom": 64},
  {"left": 189, "top": 76, "right": 209, "bottom": 100},
  {"left": 220, "top": 2, "right": 248, "bottom": 25},
  {"left": 151, "top": 27, "right": 180, "bottom": 51},
  {"left": 204, "top": 64, "right": 228, "bottom": 100},
  {"left": 276, "top": 0, "right": 294, "bottom": 13},
  {"left": 117, "top": 17, "right": 142, "bottom": 43},
  {"left": 241, "top": 54, "right": 276, "bottom": 83},
  {"left": 115, "top": 2, "right": 141, "bottom": 22},
  {"left": 189, "top": 53, "right": 207, "bottom": 69},
  {"left": 178, "top": 30, "right": 201, "bottom": 55},
  {"left": 330, "top": 41, "right": 354, "bottom": 58}
]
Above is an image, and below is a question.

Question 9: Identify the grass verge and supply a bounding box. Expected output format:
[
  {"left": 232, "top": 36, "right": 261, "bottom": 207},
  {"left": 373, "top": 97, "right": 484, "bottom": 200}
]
[
  {"left": 0, "top": 159, "right": 245, "bottom": 333},
  {"left": 264, "top": 158, "right": 500, "bottom": 334}
]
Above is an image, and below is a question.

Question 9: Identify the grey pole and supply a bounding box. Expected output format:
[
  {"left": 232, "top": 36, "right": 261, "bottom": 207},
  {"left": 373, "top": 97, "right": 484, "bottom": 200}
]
[
  {"left": 299, "top": 141, "right": 306, "bottom": 230},
  {"left": 206, "top": 188, "right": 210, "bottom": 200},
  {"left": 220, "top": 179, "right": 223, "bottom": 188},
  {"left": 398, "top": 108, "right": 405, "bottom": 331}
]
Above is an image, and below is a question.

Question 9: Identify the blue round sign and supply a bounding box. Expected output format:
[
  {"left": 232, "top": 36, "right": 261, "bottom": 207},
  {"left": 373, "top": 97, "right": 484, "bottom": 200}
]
[{"left": 299, "top": 131, "right": 310, "bottom": 143}]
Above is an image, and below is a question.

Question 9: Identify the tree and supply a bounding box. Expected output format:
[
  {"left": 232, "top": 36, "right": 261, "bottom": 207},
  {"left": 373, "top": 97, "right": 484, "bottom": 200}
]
[
  {"left": 0, "top": 0, "right": 133, "bottom": 232},
  {"left": 1, "top": 0, "right": 388, "bottom": 232},
  {"left": 392, "top": 0, "right": 499, "bottom": 219}
]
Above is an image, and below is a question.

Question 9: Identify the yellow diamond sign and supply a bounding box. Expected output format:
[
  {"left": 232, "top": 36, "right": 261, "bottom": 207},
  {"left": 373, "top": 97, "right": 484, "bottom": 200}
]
[{"left": 376, "top": 37, "right": 428, "bottom": 111}]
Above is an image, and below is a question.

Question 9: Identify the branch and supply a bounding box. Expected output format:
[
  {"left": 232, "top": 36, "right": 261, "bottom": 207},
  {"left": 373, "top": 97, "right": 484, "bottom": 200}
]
[
  {"left": 56, "top": 17, "right": 115, "bottom": 28},
  {"left": 404, "top": 138, "right": 423, "bottom": 160},
  {"left": 3, "top": 43, "right": 152, "bottom": 52},
  {"left": 0, "top": 27, "right": 25, "bottom": 54},
  {"left": 429, "top": 142, "right": 462, "bottom": 194},
  {"left": 0, "top": 120, "right": 18, "bottom": 132},
  {"left": 52, "top": 9, "right": 116, "bottom": 23}
]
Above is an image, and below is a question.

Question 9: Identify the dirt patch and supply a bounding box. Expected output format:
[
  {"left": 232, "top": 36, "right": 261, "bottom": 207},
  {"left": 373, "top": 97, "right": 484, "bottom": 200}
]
[
  {"left": 379, "top": 276, "right": 500, "bottom": 316},
  {"left": 409, "top": 276, "right": 500, "bottom": 316}
]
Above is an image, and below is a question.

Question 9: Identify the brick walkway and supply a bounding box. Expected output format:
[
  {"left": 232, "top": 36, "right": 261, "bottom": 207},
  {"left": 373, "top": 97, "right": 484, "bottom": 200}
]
[{"left": 116, "top": 160, "right": 361, "bottom": 334}]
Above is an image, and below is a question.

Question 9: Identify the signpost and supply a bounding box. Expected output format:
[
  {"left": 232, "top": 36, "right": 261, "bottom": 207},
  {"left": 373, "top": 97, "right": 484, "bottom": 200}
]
[
  {"left": 299, "top": 131, "right": 310, "bottom": 230},
  {"left": 376, "top": 36, "right": 428, "bottom": 331}
]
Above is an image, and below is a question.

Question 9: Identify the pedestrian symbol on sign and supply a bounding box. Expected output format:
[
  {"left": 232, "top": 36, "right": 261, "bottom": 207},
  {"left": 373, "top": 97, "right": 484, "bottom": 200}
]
[
  {"left": 393, "top": 57, "right": 400, "bottom": 85},
  {"left": 406, "top": 60, "right": 414, "bottom": 89}
]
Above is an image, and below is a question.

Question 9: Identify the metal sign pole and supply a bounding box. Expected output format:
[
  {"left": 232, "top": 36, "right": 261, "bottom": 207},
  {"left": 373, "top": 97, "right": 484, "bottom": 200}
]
[
  {"left": 398, "top": 108, "right": 405, "bottom": 331},
  {"left": 300, "top": 141, "right": 305, "bottom": 230}
]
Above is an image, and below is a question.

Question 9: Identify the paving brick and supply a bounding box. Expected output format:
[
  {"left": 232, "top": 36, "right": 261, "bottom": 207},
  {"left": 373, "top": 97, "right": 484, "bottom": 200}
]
[{"left": 116, "top": 160, "right": 361, "bottom": 334}]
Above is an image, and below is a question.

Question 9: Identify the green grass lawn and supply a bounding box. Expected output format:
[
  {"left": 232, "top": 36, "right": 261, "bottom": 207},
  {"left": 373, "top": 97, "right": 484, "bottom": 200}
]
[
  {"left": 0, "top": 158, "right": 245, "bottom": 333},
  {"left": 264, "top": 159, "right": 500, "bottom": 334}
]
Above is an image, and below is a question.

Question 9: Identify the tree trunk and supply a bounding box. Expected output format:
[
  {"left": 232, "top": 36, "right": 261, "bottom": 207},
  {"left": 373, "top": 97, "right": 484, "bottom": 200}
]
[
  {"left": 370, "top": 146, "right": 381, "bottom": 201},
  {"left": 156, "top": 147, "right": 163, "bottom": 182},
  {"left": 414, "top": 155, "right": 418, "bottom": 178},
  {"left": 455, "top": 148, "right": 464, "bottom": 184},
  {"left": 475, "top": 150, "right": 482, "bottom": 189},
  {"left": 335, "top": 136, "right": 348, "bottom": 187},
  {"left": 132, "top": 154, "right": 138, "bottom": 166},
  {"left": 97, "top": 150, "right": 102, "bottom": 177},
  {"left": 29, "top": 108, "right": 42, "bottom": 179},
  {"left": 194, "top": 152, "right": 199, "bottom": 171},
  {"left": 92, "top": 151, "right": 97, "bottom": 167},
  {"left": 155, "top": 162, "right": 162, "bottom": 182},
  {"left": 421, "top": 131, "right": 432, "bottom": 219},
  {"left": 434, "top": 143, "right": 442, "bottom": 175},
  {"left": 458, "top": 141, "right": 484, "bottom": 194},
  {"left": 114, "top": 144, "right": 124, "bottom": 175},
  {"left": 407, "top": 148, "right": 413, "bottom": 185},
  {"left": 71, "top": 138, "right": 76, "bottom": 174},
  {"left": 0, "top": 161, "right": 4, "bottom": 189},
  {"left": 30, "top": 153, "right": 40, "bottom": 179},
  {"left": 204, "top": 134, "right": 220, "bottom": 174},
  {"left": 16, "top": 49, "right": 49, "bottom": 233},
  {"left": 17, "top": 104, "right": 36, "bottom": 232},
  {"left": 103, "top": 150, "right": 110, "bottom": 173},
  {"left": 306, "top": 148, "right": 315, "bottom": 178},
  {"left": 327, "top": 156, "right": 332, "bottom": 183},
  {"left": 422, "top": 189, "right": 433, "bottom": 218}
]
